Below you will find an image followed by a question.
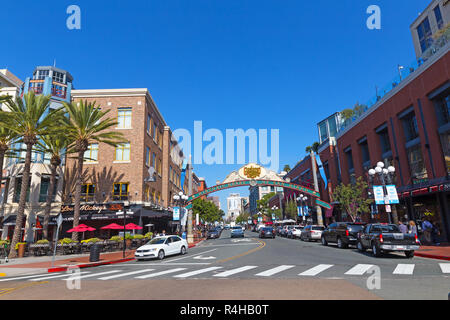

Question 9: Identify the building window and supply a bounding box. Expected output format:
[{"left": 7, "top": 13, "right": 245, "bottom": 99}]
[
  {"left": 158, "top": 130, "right": 163, "bottom": 148},
  {"left": 147, "top": 114, "right": 151, "bottom": 135},
  {"left": 84, "top": 144, "right": 98, "bottom": 162},
  {"left": 35, "top": 70, "right": 49, "bottom": 80},
  {"left": 153, "top": 122, "right": 157, "bottom": 141},
  {"left": 169, "top": 166, "right": 172, "bottom": 182},
  {"left": 439, "top": 131, "right": 450, "bottom": 175},
  {"left": 115, "top": 143, "right": 130, "bottom": 161},
  {"left": 402, "top": 112, "right": 419, "bottom": 142},
  {"left": 378, "top": 127, "right": 392, "bottom": 154},
  {"left": 434, "top": 5, "right": 444, "bottom": 30},
  {"left": 359, "top": 139, "right": 370, "bottom": 166},
  {"left": 38, "top": 177, "right": 58, "bottom": 203},
  {"left": 434, "top": 94, "right": 450, "bottom": 126},
  {"left": 406, "top": 144, "right": 428, "bottom": 183},
  {"left": 157, "top": 159, "right": 162, "bottom": 175},
  {"left": 323, "top": 161, "right": 330, "bottom": 180},
  {"left": 117, "top": 108, "right": 132, "bottom": 129},
  {"left": 13, "top": 177, "right": 31, "bottom": 203},
  {"left": 345, "top": 148, "right": 354, "bottom": 171},
  {"left": 113, "top": 182, "right": 129, "bottom": 201},
  {"left": 152, "top": 152, "right": 156, "bottom": 169},
  {"left": 145, "top": 147, "right": 150, "bottom": 166},
  {"left": 417, "top": 17, "right": 433, "bottom": 53},
  {"left": 52, "top": 71, "right": 64, "bottom": 83},
  {"left": 81, "top": 183, "right": 95, "bottom": 202}
]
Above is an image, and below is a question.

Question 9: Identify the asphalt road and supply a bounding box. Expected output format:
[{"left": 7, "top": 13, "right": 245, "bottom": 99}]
[{"left": 0, "top": 229, "right": 448, "bottom": 300}]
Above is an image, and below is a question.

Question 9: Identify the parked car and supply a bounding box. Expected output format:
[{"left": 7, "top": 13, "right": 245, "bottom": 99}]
[
  {"left": 287, "top": 225, "right": 301, "bottom": 238},
  {"left": 207, "top": 229, "right": 220, "bottom": 239},
  {"left": 300, "top": 225, "right": 325, "bottom": 241},
  {"left": 280, "top": 225, "right": 293, "bottom": 237},
  {"left": 135, "top": 235, "right": 188, "bottom": 260},
  {"left": 357, "top": 223, "right": 420, "bottom": 258},
  {"left": 291, "top": 226, "right": 303, "bottom": 239},
  {"left": 321, "top": 222, "right": 366, "bottom": 248},
  {"left": 275, "top": 226, "right": 283, "bottom": 236},
  {"left": 230, "top": 226, "right": 245, "bottom": 238},
  {"left": 224, "top": 224, "right": 231, "bottom": 230},
  {"left": 259, "top": 227, "right": 276, "bottom": 239}
]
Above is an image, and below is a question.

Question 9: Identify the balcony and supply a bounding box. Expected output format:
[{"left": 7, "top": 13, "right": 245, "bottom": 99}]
[{"left": 51, "top": 86, "right": 67, "bottom": 99}]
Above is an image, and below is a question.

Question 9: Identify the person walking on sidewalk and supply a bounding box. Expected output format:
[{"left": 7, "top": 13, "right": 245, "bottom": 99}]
[
  {"left": 421, "top": 217, "right": 433, "bottom": 244},
  {"left": 398, "top": 220, "right": 408, "bottom": 234},
  {"left": 408, "top": 220, "right": 417, "bottom": 236}
]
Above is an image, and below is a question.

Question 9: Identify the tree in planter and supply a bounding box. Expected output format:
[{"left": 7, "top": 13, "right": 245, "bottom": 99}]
[
  {"left": 284, "top": 198, "right": 298, "bottom": 221},
  {"left": 61, "top": 100, "right": 126, "bottom": 241},
  {"left": 256, "top": 192, "right": 276, "bottom": 220},
  {"left": 235, "top": 212, "right": 250, "bottom": 225},
  {"left": 36, "top": 135, "right": 70, "bottom": 240},
  {"left": 0, "top": 92, "right": 64, "bottom": 258},
  {"left": 192, "top": 198, "right": 222, "bottom": 224},
  {"left": 332, "top": 176, "right": 373, "bottom": 222}
]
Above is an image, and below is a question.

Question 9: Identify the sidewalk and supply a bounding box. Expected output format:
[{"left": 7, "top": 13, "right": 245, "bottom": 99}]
[
  {"left": 0, "top": 238, "right": 205, "bottom": 277},
  {"left": 415, "top": 243, "right": 450, "bottom": 260}
]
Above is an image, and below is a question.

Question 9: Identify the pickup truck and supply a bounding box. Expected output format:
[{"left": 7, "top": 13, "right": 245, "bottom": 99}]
[{"left": 356, "top": 223, "right": 420, "bottom": 258}]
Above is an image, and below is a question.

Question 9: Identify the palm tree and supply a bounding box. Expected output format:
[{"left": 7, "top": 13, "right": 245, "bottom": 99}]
[
  {"left": 283, "top": 164, "right": 291, "bottom": 173},
  {"left": 0, "top": 127, "right": 20, "bottom": 199},
  {"left": 61, "top": 100, "right": 126, "bottom": 241},
  {"left": 0, "top": 91, "right": 64, "bottom": 258},
  {"left": 36, "top": 135, "right": 69, "bottom": 239}
]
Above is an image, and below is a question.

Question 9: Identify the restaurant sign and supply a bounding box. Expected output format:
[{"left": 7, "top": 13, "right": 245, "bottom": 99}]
[{"left": 60, "top": 203, "right": 124, "bottom": 214}]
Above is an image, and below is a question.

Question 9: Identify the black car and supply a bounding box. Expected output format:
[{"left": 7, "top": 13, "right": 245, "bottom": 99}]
[
  {"left": 356, "top": 223, "right": 420, "bottom": 258},
  {"left": 321, "top": 222, "right": 366, "bottom": 248},
  {"left": 259, "top": 227, "right": 275, "bottom": 239},
  {"left": 206, "top": 229, "right": 220, "bottom": 239}
]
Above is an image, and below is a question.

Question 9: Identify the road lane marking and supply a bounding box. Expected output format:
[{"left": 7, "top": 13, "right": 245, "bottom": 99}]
[
  {"left": 0, "top": 281, "right": 49, "bottom": 297},
  {"left": 131, "top": 263, "right": 211, "bottom": 266},
  {"left": 161, "top": 249, "right": 217, "bottom": 263},
  {"left": 215, "top": 240, "right": 266, "bottom": 264},
  {"left": 439, "top": 263, "right": 450, "bottom": 273},
  {"left": 393, "top": 264, "right": 415, "bottom": 275},
  {"left": 173, "top": 267, "right": 223, "bottom": 278},
  {"left": 299, "top": 264, "right": 334, "bottom": 276},
  {"left": 30, "top": 271, "right": 91, "bottom": 281},
  {"left": 0, "top": 273, "right": 61, "bottom": 282},
  {"left": 98, "top": 269, "right": 155, "bottom": 280},
  {"left": 213, "top": 266, "right": 258, "bottom": 278},
  {"left": 135, "top": 268, "right": 187, "bottom": 279},
  {"left": 255, "top": 265, "right": 295, "bottom": 277},
  {"left": 344, "top": 264, "right": 375, "bottom": 275},
  {"left": 61, "top": 270, "right": 122, "bottom": 281}
]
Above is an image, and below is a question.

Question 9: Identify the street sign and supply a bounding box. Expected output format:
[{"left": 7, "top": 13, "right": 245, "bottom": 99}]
[
  {"left": 385, "top": 205, "right": 391, "bottom": 213},
  {"left": 173, "top": 207, "right": 180, "bottom": 221},
  {"left": 56, "top": 214, "right": 63, "bottom": 227},
  {"left": 373, "top": 186, "right": 384, "bottom": 205},
  {"left": 386, "top": 185, "right": 399, "bottom": 204}
]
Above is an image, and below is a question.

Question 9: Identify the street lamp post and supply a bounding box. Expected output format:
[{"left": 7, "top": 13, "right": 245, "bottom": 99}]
[
  {"left": 271, "top": 206, "right": 278, "bottom": 223},
  {"left": 296, "top": 194, "right": 308, "bottom": 224},
  {"left": 116, "top": 209, "right": 134, "bottom": 259},
  {"left": 173, "top": 191, "right": 189, "bottom": 236},
  {"left": 368, "top": 162, "right": 397, "bottom": 224}
]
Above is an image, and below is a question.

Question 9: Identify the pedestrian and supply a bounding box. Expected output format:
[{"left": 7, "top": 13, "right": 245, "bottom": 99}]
[
  {"left": 398, "top": 220, "right": 408, "bottom": 234},
  {"left": 161, "top": 229, "right": 166, "bottom": 236},
  {"left": 408, "top": 220, "right": 417, "bottom": 236},
  {"left": 421, "top": 217, "right": 433, "bottom": 244},
  {"left": 431, "top": 222, "right": 441, "bottom": 246}
]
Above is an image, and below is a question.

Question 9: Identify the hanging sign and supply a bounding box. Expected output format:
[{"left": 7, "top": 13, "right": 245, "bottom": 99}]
[
  {"left": 385, "top": 185, "right": 399, "bottom": 204},
  {"left": 373, "top": 186, "right": 384, "bottom": 205}
]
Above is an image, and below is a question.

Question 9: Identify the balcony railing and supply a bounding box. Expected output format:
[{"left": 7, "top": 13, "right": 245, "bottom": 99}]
[
  {"left": 337, "top": 29, "right": 450, "bottom": 134},
  {"left": 51, "top": 87, "right": 66, "bottom": 99}
]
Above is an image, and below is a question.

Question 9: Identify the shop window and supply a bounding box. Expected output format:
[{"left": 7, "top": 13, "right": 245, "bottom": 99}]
[
  {"left": 439, "top": 131, "right": 450, "bottom": 175},
  {"left": 113, "top": 182, "right": 129, "bottom": 201}
]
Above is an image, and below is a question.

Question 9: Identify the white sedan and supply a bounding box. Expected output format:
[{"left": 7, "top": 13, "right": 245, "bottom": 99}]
[{"left": 135, "top": 235, "right": 188, "bottom": 260}]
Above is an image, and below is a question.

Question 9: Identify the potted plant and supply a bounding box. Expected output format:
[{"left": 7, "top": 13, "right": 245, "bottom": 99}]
[
  {"left": 124, "top": 233, "right": 133, "bottom": 249},
  {"left": 15, "top": 242, "right": 27, "bottom": 258}
]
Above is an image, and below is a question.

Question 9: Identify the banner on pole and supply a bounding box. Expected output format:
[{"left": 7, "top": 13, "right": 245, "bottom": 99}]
[{"left": 373, "top": 186, "right": 384, "bottom": 205}]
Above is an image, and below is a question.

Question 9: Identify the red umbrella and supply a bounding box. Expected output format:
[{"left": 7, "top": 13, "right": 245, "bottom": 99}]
[
  {"left": 125, "top": 223, "right": 143, "bottom": 230},
  {"left": 101, "top": 223, "right": 124, "bottom": 230}
]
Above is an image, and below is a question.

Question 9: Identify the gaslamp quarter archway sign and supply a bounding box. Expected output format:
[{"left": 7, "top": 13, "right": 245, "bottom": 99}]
[{"left": 184, "top": 163, "right": 331, "bottom": 210}]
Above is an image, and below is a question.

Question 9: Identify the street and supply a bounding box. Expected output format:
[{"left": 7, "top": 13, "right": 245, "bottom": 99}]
[{"left": 0, "top": 229, "right": 448, "bottom": 300}]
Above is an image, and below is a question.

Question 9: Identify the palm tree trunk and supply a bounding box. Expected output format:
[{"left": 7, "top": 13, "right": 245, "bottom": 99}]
[
  {"left": 8, "top": 143, "right": 33, "bottom": 258},
  {"left": 0, "top": 149, "right": 5, "bottom": 202},
  {"left": 72, "top": 149, "right": 84, "bottom": 242},
  {"left": 43, "top": 164, "right": 57, "bottom": 240}
]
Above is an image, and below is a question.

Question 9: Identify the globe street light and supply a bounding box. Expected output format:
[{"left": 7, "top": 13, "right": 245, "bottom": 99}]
[
  {"left": 296, "top": 194, "right": 308, "bottom": 223},
  {"left": 173, "top": 192, "right": 189, "bottom": 235},
  {"left": 367, "top": 162, "right": 397, "bottom": 224}
]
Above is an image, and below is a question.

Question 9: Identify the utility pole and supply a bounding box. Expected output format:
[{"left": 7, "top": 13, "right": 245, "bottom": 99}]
[{"left": 310, "top": 151, "right": 324, "bottom": 226}]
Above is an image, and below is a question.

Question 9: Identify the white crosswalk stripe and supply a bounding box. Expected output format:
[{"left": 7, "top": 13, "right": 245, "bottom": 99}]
[
  {"left": 0, "top": 273, "right": 61, "bottom": 282},
  {"left": 61, "top": 270, "right": 122, "bottom": 281},
  {"left": 135, "top": 268, "right": 187, "bottom": 279},
  {"left": 173, "top": 267, "right": 223, "bottom": 278},
  {"left": 393, "top": 264, "right": 415, "bottom": 275},
  {"left": 439, "top": 263, "right": 450, "bottom": 273},
  {"left": 344, "top": 264, "right": 375, "bottom": 275},
  {"left": 255, "top": 265, "right": 295, "bottom": 277},
  {"left": 299, "top": 264, "right": 334, "bottom": 276},
  {"left": 99, "top": 269, "right": 155, "bottom": 280},
  {"left": 30, "top": 271, "right": 91, "bottom": 281},
  {"left": 213, "top": 266, "right": 258, "bottom": 278}
]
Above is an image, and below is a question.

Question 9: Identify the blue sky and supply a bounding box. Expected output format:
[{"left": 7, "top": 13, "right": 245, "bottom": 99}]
[{"left": 1, "top": 0, "right": 428, "bottom": 211}]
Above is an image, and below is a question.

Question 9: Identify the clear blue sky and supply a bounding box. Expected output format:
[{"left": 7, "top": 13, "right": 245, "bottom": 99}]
[{"left": 1, "top": 0, "right": 428, "bottom": 211}]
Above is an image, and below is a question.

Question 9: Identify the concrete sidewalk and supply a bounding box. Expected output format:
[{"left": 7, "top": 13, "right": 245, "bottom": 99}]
[
  {"left": 0, "top": 238, "right": 205, "bottom": 277},
  {"left": 415, "top": 243, "right": 450, "bottom": 260}
]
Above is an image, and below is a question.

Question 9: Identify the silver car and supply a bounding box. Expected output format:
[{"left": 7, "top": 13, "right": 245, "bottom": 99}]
[{"left": 300, "top": 225, "right": 325, "bottom": 241}]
